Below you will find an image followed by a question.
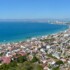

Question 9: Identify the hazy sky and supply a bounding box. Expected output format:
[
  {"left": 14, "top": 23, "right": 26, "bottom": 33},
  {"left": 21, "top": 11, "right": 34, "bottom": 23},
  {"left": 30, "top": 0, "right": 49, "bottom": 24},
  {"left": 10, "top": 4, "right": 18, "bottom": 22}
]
[{"left": 0, "top": 0, "right": 70, "bottom": 19}]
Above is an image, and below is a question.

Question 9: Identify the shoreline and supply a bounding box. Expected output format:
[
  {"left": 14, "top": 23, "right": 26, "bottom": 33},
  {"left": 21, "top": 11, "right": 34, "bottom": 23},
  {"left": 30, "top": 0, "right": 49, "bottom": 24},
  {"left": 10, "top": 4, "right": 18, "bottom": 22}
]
[
  {"left": 0, "top": 23, "right": 70, "bottom": 69},
  {"left": 0, "top": 23, "right": 69, "bottom": 44}
]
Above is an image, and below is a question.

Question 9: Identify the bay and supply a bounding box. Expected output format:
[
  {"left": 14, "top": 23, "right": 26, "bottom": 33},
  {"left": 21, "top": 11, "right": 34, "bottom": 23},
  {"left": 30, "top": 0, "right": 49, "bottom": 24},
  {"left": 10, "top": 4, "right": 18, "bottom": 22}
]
[{"left": 0, "top": 21, "right": 68, "bottom": 43}]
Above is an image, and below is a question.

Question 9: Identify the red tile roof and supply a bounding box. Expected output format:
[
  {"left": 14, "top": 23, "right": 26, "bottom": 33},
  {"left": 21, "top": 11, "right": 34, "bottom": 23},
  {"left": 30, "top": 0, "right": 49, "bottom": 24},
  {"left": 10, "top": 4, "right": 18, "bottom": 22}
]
[{"left": 2, "top": 56, "right": 11, "bottom": 64}]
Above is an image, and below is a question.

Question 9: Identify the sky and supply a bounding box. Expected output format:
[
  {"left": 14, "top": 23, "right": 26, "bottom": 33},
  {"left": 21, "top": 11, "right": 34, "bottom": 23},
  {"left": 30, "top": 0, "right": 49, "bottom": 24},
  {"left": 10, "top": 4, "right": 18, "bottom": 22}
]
[{"left": 0, "top": 0, "right": 70, "bottom": 19}]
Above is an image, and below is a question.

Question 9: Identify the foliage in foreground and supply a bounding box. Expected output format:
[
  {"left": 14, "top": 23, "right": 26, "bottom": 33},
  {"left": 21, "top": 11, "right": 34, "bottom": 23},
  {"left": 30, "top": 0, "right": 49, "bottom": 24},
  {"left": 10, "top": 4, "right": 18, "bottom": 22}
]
[
  {"left": 0, "top": 61, "right": 43, "bottom": 70},
  {"left": 0, "top": 55, "right": 43, "bottom": 70}
]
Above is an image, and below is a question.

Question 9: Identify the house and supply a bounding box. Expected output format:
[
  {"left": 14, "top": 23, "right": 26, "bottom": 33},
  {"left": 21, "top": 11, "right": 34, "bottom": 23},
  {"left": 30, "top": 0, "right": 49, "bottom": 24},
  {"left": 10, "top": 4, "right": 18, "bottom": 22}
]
[{"left": 2, "top": 56, "right": 11, "bottom": 64}]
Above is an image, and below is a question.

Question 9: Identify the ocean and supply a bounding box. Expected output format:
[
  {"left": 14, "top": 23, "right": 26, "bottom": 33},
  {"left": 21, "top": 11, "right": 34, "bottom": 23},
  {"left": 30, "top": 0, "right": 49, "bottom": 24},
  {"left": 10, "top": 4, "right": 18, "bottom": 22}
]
[{"left": 0, "top": 21, "right": 68, "bottom": 43}]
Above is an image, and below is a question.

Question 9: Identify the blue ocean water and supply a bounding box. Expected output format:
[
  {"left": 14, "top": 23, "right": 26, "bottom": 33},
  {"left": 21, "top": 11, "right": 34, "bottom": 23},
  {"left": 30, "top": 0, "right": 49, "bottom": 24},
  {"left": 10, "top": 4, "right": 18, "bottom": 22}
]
[{"left": 0, "top": 21, "right": 68, "bottom": 43}]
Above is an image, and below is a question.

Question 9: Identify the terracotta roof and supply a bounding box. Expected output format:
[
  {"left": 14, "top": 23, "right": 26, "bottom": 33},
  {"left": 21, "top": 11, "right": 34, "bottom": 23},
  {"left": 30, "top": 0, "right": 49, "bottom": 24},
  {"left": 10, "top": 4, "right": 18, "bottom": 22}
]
[{"left": 2, "top": 56, "right": 11, "bottom": 64}]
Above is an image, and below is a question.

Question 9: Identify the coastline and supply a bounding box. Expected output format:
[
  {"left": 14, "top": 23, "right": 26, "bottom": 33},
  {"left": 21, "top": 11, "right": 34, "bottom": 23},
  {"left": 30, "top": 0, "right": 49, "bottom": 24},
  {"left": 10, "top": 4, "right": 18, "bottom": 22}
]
[
  {"left": 0, "top": 23, "right": 70, "bottom": 69},
  {"left": 0, "top": 23, "right": 69, "bottom": 44}
]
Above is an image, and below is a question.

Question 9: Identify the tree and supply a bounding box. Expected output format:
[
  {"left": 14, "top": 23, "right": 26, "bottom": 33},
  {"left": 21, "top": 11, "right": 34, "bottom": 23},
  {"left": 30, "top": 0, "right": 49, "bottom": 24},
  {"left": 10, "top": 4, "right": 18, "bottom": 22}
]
[
  {"left": 31, "top": 56, "right": 39, "bottom": 63},
  {"left": 52, "top": 66, "right": 59, "bottom": 70},
  {"left": 55, "top": 60, "right": 64, "bottom": 66},
  {"left": 8, "top": 61, "right": 17, "bottom": 67},
  {"left": 0, "top": 64, "right": 9, "bottom": 70},
  {"left": 17, "top": 56, "right": 27, "bottom": 63},
  {"left": 32, "top": 64, "right": 43, "bottom": 70},
  {"left": 22, "top": 61, "right": 33, "bottom": 70}
]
